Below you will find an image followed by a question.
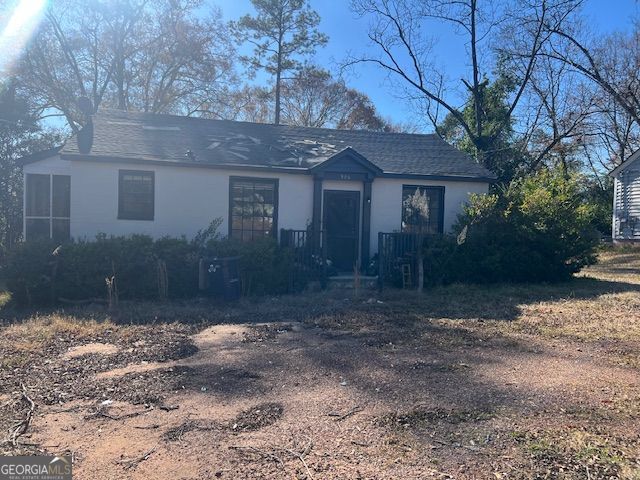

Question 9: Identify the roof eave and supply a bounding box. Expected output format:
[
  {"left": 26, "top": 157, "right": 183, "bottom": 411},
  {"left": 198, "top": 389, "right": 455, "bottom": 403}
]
[
  {"left": 60, "top": 152, "right": 310, "bottom": 173},
  {"left": 60, "top": 152, "right": 496, "bottom": 182},
  {"left": 609, "top": 149, "right": 640, "bottom": 177},
  {"left": 381, "top": 172, "right": 496, "bottom": 183},
  {"left": 18, "top": 146, "right": 63, "bottom": 166}
]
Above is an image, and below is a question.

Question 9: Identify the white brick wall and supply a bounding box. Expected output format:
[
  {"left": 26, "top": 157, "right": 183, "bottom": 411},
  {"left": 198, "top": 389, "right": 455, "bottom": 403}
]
[{"left": 24, "top": 156, "right": 490, "bottom": 255}]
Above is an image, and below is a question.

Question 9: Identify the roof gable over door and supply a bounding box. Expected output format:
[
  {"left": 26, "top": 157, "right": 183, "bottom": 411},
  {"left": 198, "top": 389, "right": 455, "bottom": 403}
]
[{"left": 310, "top": 147, "right": 383, "bottom": 180}]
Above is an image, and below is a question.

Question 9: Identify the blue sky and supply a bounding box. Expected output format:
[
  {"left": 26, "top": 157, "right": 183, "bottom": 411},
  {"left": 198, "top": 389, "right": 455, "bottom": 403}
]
[{"left": 218, "top": 0, "right": 639, "bottom": 129}]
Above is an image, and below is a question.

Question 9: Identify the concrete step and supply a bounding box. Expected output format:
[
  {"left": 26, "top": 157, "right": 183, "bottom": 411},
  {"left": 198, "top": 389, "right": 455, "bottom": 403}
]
[{"left": 327, "top": 275, "right": 378, "bottom": 289}]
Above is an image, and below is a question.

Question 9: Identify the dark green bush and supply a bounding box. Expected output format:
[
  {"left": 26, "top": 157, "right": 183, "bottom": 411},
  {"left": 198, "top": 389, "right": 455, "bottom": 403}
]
[
  {"left": 420, "top": 169, "right": 601, "bottom": 285},
  {"left": 153, "top": 236, "right": 200, "bottom": 298},
  {"left": 56, "top": 234, "right": 158, "bottom": 301},
  {"left": 3, "top": 238, "right": 60, "bottom": 305},
  {"left": 3, "top": 219, "right": 297, "bottom": 306},
  {"left": 203, "top": 236, "right": 295, "bottom": 296}
]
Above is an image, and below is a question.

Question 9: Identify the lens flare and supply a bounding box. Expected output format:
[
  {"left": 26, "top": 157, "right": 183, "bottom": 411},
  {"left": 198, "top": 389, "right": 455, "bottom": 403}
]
[{"left": 0, "top": 0, "right": 47, "bottom": 75}]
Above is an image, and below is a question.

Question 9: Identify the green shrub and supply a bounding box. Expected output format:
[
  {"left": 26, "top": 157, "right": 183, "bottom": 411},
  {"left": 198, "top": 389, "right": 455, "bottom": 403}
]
[
  {"left": 440, "top": 169, "right": 600, "bottom": 283},
  {"left": 153, "top": 236, "right": 200, "bottom": 298},
  {"left": 56, "top": 234, "right": 158, "bottom": 301},
  {"left": 203, "top": 236, "right": 295, "bottom": 296},
  {"left": 2, "top": 218, "right": 297, "bottom": 306},
  {"left": 3, "top": 238, "right": 60, "bottom": 305}
]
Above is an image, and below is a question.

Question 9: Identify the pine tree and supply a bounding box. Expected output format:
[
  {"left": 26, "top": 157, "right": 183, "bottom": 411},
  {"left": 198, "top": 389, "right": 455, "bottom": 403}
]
[{"left": 234, "top": 0, "right": 328, "bottom": 125}]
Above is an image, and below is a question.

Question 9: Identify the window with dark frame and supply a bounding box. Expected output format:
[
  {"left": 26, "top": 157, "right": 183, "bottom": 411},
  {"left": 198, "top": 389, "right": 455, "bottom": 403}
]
[
  {"left": 229, "top": 177, "right": 278, "bottom": 241},
  {"left": 401, "top": 185, "right": 444, "bottom": 234},
  {"left": 25, "top": 174, "right": 71, "bottom": 241},
  {"left": 118, "top": 170, "right": 154, "bottom": 220}
]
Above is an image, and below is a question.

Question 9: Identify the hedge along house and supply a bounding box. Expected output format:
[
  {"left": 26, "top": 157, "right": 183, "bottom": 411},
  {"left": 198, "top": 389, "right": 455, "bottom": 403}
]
[
  {"left": 22, "top": 109, "right": 495, "bottom": 272},
  {"left": 611, "top": 149, "right": 640, "bottom": 243}
]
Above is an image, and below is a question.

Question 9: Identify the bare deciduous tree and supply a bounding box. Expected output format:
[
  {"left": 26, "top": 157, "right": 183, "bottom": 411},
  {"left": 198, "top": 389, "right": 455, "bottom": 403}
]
[
  {"left": 206, "top": 85, "right": 275, "bottom": 124},
  {"left": 543, "top": 16, "right": 640, "bottom": 127},
  {"left": 279, "top": 66, "right": 392, "bottom": 130},
  {"left": 525, "top": 14, "right": 640, "bottom": 172},
  {"left": 519, "top": 54, "right": 596, "bottom": 175},
  {"left": 17, "top": 0, "right": 235, "bottom": 130},
  {"left": 349, "top": 0, "right": 581, "bottom": 169}
]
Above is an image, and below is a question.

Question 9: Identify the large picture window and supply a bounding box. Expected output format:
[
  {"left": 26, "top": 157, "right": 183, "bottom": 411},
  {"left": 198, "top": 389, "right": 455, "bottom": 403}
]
[
  {"left": 401, "top": 185, "right": 444, "bottom": 234},
  {"left": 229, "top": 177, "right": 278, "bottom": 241},
  {"left": 118, "top": 170, "right": 154, "bottom": 220},
  {"left": 25, "top": 174, "right": 71, "bottom": 241}
]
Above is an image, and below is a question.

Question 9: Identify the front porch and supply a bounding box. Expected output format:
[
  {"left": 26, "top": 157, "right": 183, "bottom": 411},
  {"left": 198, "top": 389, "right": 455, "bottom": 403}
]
[{"left": 279, "top": 228, "right": 430, "bottom": 291}]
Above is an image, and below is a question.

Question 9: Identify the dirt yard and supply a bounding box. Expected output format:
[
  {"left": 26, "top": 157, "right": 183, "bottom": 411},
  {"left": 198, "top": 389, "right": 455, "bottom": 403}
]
[{"left": 0, "top": 248, "right": 639, "bottom": 479}]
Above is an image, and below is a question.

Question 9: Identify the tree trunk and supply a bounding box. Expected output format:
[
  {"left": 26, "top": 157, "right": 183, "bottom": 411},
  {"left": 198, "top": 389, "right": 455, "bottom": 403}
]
[
  {"left": 275, "top": 56, "right": 282, "bottom": 125},
  {"left": 274, "top": 8, "right": 286, "bottom": 126}
]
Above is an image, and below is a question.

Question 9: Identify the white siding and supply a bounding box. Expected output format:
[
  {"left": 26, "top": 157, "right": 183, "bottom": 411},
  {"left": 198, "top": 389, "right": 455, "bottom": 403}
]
[
  {"left": 613, "top": 167, "right": 640, "bottom": 241},
  {"left": 23, "top": 157, "right": 490, "bottom": 255},
  {"left": 68, "top": 161, "right": 314, "bottom": 240},
  {"left": 369, "top": 177, "right": 489, "bottom": 252}
]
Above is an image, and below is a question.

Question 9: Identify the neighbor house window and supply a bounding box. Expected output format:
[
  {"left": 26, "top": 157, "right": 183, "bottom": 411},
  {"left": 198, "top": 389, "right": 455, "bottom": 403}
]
[
  {"left": 401, "top": 185, "right": 444, "bottom": 234},
  {"left": 229, "top": 177, "right": 278, "bottom": 241},
  {"left": 25, "top": 174, "right": 71, "bottom": 241},
  {"left": 118, "top": 170, "right": 154, "bottom": 220}
]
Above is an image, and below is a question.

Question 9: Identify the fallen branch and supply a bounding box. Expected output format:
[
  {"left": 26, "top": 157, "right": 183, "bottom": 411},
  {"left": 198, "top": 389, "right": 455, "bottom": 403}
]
[
  {"left": 230, "top": 437, "right": 314, "bottom": 478},
  {"left": 281, "top": 436, "right": 314, "bottom": 480},
  {"left": 159, "top": 404, "right": 179, "bottom": 412},
  {"left": 134, "top": 424, "right": 162, "bottom": 430},
  {"left": 116, "top": 446, "right": 156, "bottom": 469},
  {"left": 5, "top": 385, "right": 36, "bottom": 447},
  {"left": 351, "top": 440, "right": 370, "bottom": 447},
  {"left": 327, "top": 405, "right": 363, "bottom": 421},
  {"left": 86, "top": 408, "right": 152, "bottom": 421}
]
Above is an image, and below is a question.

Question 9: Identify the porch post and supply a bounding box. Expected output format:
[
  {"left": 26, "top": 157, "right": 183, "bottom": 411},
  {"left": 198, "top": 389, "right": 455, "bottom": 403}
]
[
  {"left": 312, "top": 175, "right": 323, "bottom": 252},
  {"left": 361, "top": 177, "right": 373, "bottom": 270}
]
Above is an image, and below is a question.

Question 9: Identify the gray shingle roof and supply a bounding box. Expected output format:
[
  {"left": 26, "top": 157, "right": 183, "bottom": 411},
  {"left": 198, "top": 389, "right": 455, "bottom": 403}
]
[{"left": 60, "top": 109, "right": 496, "bottom": 180}]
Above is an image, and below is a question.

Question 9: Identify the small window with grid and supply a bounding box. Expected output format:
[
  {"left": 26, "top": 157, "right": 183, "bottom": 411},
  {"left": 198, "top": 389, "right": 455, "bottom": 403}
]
[
  {"left": 25, "top": 174, "right": 71, "bottom": 241},
  {"left": 229, "top": 177, "right": 278, "bottom": 241},
  {"left": 118, "top": 170, "right": 154, "bottom": 220}
]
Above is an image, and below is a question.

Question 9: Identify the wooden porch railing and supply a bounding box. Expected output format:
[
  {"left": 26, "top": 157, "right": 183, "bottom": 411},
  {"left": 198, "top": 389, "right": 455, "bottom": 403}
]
[
  {"left": 377, "top": 232, "right": 440, "bottom": 289},
  {"left": 280, "top": 229, "right": 327, "bottom": 291}
]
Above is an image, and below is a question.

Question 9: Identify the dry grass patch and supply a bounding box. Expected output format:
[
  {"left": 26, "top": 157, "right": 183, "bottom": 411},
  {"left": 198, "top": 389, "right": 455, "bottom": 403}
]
[
  {"left": 1, "top": 314, "right": 115, "bottom": 358},
  {"left": 503, "top": 292, "right": 640, "bottom": 342},
  {"left": 460, "top": 248, "right": 640, "bottom": 344},
  {"left": 514, "top": 428, "right": 640, "bottom": 479}
]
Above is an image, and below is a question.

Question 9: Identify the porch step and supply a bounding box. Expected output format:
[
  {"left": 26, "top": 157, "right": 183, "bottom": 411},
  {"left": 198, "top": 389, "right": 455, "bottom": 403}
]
[{"left": 327, "top": 275, "right": 378, "bottom": 290}]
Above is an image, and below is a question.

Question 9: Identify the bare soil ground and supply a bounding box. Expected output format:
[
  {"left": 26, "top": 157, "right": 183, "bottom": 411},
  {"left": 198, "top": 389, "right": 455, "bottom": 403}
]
[{"left": 0, "top": 248, "right": 639, "bottom": 479}]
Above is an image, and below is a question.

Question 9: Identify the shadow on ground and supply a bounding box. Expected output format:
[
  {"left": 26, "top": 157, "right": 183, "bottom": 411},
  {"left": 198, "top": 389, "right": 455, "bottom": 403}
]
[{"left": 2, "top": 274, "right": 639, "bottom": 326}]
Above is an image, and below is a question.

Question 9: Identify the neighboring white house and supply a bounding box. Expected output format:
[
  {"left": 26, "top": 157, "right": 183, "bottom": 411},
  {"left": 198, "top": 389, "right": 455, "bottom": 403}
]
[
  {"left": 22, "top": 109, "right": 494, "bottom": 271},
  {"left": 611, "top": 149, "right": 640, "bottom": 243}
]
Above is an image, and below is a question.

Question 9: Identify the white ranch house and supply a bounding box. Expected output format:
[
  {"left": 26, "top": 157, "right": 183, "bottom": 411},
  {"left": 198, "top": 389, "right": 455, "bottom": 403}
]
[{"left": 22, "top": 110, "right": 494, "bottom": 272}]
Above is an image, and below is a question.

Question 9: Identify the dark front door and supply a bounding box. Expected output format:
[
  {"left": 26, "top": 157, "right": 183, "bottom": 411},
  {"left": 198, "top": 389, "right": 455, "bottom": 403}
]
[{"left": 323, "top": 190, "right": 360, "bottom": 272}]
